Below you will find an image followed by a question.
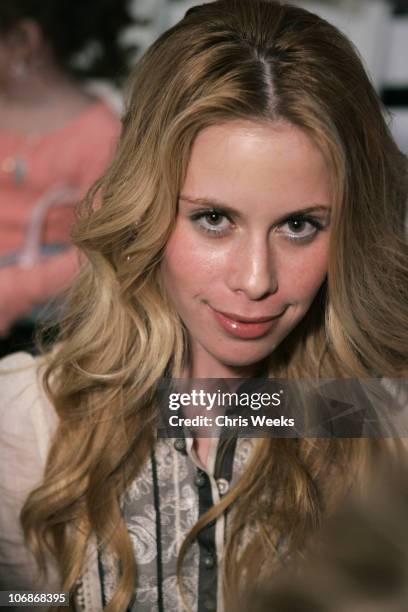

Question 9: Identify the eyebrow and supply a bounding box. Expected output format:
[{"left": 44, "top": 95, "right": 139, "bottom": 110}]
[{"left": 179, "top": 194, "right": 331, "bottom": 223}]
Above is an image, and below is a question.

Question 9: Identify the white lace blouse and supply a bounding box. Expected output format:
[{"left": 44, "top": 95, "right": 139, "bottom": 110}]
[{"left": 0, "top": 352, "right": 255, "bottom": 612}]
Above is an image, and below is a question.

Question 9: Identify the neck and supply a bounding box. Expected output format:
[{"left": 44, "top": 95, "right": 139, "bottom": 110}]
[
  {"left": 189, "top": 363, "right": 264, "bottom": 379},
  {"left": 1, "top": 62, "right": 82, "bottom": 108},
  {"left": 184, "top": 348, "right": 267, "bottom": 379},
  {"left": 0, "top": 63, "right": 94, "bottom": 134}
]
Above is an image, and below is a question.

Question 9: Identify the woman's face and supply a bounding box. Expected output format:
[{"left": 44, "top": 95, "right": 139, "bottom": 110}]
[{"left": 161, "top": 120, "right": 332, "bottom": 377}]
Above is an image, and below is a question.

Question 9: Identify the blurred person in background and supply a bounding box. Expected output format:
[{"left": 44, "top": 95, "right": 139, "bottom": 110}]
[
  {"left": 0, "top": 0, "right": 137, "bottom": 357},
  {"left": 240, "top": 461, "right": 408, "bottom": 612}
]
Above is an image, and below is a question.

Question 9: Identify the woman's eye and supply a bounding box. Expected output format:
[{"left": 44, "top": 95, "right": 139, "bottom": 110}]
[
  {"left": 278, "top": 217, "right": 322, "bottom": 241},
  {"left": 204, "top": 212, "right": 225, "bottom": 226},
  {"left": 191, "top": 210, "right": 231, "bottom": 236},
  {"left": 190, "top": 210, "right": 324, "bottom": 241}
]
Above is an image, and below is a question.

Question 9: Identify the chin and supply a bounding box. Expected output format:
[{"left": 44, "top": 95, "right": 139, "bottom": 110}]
[{"left": 212, "top": 347, "right": 274, "bottom": 369}]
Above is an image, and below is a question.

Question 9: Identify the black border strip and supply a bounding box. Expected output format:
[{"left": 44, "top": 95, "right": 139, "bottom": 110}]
[
  {"left": 151, "top": 449, "right": 165, "bottom": 612},
  {"left": 97, "top": 543, "right": 107, "bottom": 608}
]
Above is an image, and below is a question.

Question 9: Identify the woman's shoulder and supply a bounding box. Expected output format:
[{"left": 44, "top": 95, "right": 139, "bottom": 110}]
[
  {"left": 0, "top": 351, "right": 59, "bottom": 466},
  {"left": 0, "top": 352, "right": 60, "bottom": 592}
]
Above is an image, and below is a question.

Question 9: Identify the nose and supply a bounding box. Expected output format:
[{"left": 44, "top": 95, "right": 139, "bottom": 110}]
[{"left": 226, "top": 235, "right": 278, "bottom": 300}]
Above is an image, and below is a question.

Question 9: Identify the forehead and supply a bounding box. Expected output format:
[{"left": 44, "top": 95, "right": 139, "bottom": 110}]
[{"left": 182, "top": 120, "right": 331, "bottom": 214}]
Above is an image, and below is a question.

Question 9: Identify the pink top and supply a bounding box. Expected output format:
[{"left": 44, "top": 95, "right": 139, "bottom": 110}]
[
  {"left": 0, "top": 100, "right": 120, "bottom": 254},
  {"left": 0, "top": 101, "right": 120, "bottom": 334}
]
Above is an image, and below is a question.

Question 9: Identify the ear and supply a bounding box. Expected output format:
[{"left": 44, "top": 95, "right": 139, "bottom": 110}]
[{"left": 5, "top": 18, "right": 44, "bottom": 59}]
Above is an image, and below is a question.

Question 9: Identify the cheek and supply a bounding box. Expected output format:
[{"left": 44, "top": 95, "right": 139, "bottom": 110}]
[
  {"left": 161, "top": 223, "right": 215, "bottom": 296},
  {"left": 278, "top": 241, "right": 328, "bottom": 302}
]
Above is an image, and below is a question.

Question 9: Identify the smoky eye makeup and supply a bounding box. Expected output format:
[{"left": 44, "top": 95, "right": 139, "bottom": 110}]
[
  {"left": 189, "top": 208, "right": 233, "bottom": 238},
  {"left": 188, "top": 205, "right": 330, "bottom": 243},
  {"left": 274, "top": 214, "right": 327, "bottom": 242}
]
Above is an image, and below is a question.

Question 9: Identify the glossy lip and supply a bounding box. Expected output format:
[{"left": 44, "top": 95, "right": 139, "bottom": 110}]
[
  {"left": 207, "top": 304, "right": 286, "bottom": 340},
  {"left": 214, "top": 309, "right": 284, "bottom": 323}
]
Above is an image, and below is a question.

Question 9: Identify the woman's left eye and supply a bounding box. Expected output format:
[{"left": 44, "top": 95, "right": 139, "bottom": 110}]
[{"left": 277, "top": 217, "right": 323, "bottom": 241}]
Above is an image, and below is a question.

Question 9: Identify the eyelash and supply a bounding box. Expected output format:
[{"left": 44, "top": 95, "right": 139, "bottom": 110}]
[{"left": 190, "top": 208, "right": 325, "bottom": 242}]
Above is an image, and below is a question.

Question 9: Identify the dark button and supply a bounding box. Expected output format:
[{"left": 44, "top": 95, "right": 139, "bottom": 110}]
[
  {"left": 203, "top": 552, "right": 215, "bottom": 569},
  {"left": 173, "top": 438, "right": 187, "bottom": 454},
  {"left": 204, "top": 598, "right": 216, "bottom": 610},
  {"left": 194, "top": 470, "right": 207, "bottom": 488}
]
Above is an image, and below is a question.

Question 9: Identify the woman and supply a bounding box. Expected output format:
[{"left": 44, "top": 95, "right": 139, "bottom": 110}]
[
  {"left": 0, "top": 1, "right": 407, "bottom": 611},
  {"left": 0, "top": 0, "right": 136, "bottom": 352}
]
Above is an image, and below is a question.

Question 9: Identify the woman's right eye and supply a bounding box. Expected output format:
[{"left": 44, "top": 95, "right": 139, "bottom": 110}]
[{"left": 190, "top": 209, "right": 232, "bottom": 237}]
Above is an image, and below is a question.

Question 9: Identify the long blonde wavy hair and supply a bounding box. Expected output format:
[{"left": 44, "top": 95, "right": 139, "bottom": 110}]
[{"left": 21, "top": 1, "right": 408, "bottom": 610}]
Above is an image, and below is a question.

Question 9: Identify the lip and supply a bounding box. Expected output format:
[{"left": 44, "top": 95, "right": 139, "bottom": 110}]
[
  {"left": 208, "top": 305, "right": 285, "bottom": 339},
  {"left": 214, "top": 309, "right": 281, "bottom": 323}
]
